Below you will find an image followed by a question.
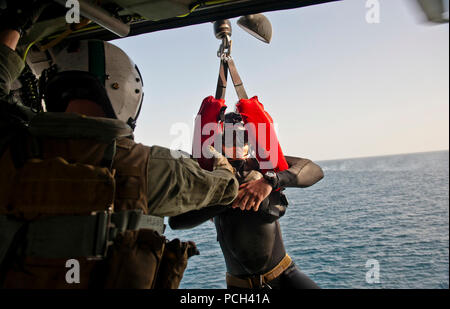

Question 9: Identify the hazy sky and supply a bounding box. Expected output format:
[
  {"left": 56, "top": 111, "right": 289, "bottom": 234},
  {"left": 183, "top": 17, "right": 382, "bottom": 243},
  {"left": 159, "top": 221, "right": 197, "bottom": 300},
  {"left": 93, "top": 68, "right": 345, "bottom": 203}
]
[{"left": 113, "top": 0, "right": 449, "bottom": 161}]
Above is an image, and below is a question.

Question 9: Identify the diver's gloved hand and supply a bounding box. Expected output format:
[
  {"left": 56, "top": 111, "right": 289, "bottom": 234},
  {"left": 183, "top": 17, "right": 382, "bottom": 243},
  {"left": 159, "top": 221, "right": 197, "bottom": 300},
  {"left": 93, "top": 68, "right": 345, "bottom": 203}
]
[
  {"left": 0, "top": 0, "right": 50, "bottom": 37},
  {"left": 205, "top": 145, "right": 235, "bottom": 175}
]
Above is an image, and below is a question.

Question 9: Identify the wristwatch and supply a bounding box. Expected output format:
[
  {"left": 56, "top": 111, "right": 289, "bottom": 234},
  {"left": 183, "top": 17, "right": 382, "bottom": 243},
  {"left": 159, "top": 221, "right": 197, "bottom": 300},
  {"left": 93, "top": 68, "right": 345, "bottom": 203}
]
[{"left": 263, "top": 171, "right": 279, "bottom": 190}]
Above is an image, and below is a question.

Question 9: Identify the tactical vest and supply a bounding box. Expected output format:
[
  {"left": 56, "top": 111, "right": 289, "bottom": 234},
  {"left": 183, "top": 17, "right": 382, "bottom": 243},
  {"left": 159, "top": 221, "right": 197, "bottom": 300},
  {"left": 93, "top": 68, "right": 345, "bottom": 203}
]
[{"left": 0, "top": 112, "right": 172, "bottom": 288}]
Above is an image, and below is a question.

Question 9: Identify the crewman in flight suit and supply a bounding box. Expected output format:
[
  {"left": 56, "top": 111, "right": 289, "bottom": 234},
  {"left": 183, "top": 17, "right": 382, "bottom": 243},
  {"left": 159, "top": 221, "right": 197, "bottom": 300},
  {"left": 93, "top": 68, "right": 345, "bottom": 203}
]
[{"left": 0, "top": 1, "right": 238, "bottom": 288}]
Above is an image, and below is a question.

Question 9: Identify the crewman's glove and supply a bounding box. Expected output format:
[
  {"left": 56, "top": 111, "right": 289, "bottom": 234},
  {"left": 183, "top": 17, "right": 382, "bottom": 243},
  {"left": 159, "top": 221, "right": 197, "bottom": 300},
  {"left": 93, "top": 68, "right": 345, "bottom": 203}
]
[
  {"left": 0, "top": 0, "right": 49, "bottom": 37},
  {"left": 154, "top": 239, "right": 200, "bottom": 289}
]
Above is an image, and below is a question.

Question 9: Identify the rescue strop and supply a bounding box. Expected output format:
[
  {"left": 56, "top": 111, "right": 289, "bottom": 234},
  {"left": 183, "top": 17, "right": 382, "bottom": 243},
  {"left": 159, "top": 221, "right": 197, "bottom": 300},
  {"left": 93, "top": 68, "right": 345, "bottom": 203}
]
[{"left": 194, "top": 35, "right": 289, "bottom": 172}]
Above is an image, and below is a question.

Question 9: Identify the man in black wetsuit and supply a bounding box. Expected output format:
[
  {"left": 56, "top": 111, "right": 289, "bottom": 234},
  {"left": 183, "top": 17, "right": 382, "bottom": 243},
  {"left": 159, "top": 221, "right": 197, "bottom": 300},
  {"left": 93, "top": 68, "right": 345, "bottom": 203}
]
[{"left": 170, "top": 113, "right": 324, "bottom": 289}]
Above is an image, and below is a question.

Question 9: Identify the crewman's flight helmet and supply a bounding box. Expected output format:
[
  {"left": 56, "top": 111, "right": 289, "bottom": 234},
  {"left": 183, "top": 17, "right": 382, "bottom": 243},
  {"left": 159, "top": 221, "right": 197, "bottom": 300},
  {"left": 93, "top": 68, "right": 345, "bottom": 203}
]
[{"left": 43, "top": 40, "right": 144, "bottom": 129}]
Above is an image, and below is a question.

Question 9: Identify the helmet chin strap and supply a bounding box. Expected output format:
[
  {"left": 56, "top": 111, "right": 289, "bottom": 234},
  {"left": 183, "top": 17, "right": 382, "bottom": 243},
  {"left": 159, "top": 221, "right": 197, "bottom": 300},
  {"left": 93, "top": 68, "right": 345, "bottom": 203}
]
[
  {"left": 126, "top": 118, "right": 136, "bottom": 130},
  {"left": 126, "top": 91, "right": 143, "bottom": 130}
]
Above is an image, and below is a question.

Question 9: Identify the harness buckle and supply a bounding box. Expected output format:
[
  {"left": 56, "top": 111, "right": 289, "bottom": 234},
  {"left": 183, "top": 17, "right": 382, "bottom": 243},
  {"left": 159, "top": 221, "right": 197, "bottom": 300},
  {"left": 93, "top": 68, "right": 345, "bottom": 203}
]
[
  {"left": 89, "top": 209, "right": 162, "bottom": 260},
  {"left": 89, "top": 208, "right": 115, "bottom": 260}
]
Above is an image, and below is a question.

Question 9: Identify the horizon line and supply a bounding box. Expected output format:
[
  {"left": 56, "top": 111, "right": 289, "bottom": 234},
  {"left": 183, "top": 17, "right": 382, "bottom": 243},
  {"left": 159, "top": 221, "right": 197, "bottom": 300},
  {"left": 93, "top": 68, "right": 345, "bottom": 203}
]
[{"left": 317, "top": 149, "right": 449, "bottom": 163}]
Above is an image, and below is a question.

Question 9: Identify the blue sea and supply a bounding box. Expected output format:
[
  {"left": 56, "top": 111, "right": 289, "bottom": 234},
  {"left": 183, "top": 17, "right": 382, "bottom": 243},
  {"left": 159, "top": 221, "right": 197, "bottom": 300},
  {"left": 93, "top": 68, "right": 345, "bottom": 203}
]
[{"left": 164, "top": 150, "right": 449, "bottom": 289}]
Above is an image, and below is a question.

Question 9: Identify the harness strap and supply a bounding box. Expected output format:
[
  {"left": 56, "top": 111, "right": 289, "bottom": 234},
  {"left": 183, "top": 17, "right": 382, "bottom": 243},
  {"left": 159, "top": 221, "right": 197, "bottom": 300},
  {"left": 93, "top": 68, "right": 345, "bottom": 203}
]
[
  {"left": 227, "top": 58, "right": 248, "bottom": 100},
  {"left": 215, "top": 57, "right": 248, "bottom": 101},
  {"left": 0, "top": 210, "right": 165, "bottom": 261},
  {"left": 215, "top": 59, "right": 228, "bottom": 100},
  {"left": 225, "top": 254, "right": 292, "bottom": 288}
]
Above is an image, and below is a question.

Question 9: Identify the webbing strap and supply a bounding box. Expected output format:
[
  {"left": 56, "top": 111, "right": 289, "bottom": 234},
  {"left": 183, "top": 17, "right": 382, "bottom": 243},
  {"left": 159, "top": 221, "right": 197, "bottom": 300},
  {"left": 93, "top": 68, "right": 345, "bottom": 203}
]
[
  {"left": 215, "top": 58, "right": 248, "bottom": 101},
  {"left": 215, "top": 60, "right": 228, "bottom": 100},
  {"left": 227, "top": 58, "right": 248, "bottom": 100}
]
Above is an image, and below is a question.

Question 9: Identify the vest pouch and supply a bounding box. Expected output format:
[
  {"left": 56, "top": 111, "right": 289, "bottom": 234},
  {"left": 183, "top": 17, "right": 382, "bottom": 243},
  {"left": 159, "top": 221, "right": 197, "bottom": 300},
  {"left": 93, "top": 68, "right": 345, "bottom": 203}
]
[
  {"left": 154, "top": 239, "right": 199, "bottom": 289},
  {"left": 7, "top": 156, "right": 115, "bottom": 218},
  {"left": 103, "top": 229, "right": 166, "bottom": 289}
]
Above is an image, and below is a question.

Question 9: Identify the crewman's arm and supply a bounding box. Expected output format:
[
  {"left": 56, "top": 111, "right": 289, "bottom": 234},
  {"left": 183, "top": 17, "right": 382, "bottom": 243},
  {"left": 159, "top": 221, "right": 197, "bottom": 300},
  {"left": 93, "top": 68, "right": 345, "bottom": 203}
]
[
  {"left": 0, "top": 29, "right": 23, "bottom": 100},
  {"left": 278, "top": 156, "right": 324, "bottom": 188},
  {"left": 146, "top": 146, "right": 239, "bottom": 217},
  {"left": 1, "top": 1, "right": 49, "bottom": 99}
]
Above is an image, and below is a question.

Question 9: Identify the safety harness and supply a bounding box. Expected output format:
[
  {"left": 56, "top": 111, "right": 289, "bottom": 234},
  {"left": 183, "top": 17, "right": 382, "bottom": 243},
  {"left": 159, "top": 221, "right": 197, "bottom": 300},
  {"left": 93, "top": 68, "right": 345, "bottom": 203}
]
[{"left": 213, "top": 36, "right": 289, "bottom": 173}]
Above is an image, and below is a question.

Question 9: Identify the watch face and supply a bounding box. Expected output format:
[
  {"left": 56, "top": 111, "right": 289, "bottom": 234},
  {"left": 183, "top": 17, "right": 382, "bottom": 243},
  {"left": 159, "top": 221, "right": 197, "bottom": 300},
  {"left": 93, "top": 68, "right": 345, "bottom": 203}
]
[
  {"left": 265, "top": 171, "right": 276, "bottom": 178},
  {"left": 264, "top": 171, "right": 278, "bottom": 189}
]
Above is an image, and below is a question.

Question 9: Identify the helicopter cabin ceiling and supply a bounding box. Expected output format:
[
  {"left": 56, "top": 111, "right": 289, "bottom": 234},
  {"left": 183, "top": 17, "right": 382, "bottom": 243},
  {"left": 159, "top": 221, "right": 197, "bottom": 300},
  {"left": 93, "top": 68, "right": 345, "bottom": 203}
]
[{"left": 21, "top": 0, "right": 338, "bottom": 45}]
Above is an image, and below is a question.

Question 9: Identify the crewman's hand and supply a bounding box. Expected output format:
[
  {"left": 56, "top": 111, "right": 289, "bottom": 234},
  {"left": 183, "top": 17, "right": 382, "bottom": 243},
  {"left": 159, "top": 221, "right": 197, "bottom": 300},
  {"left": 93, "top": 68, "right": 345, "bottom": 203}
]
[
  {"left": 232, "top": 178, "right": 272, "bottom": 211},
  {"left": 0, "top": 0, "right": 49, "bottom": 37}
]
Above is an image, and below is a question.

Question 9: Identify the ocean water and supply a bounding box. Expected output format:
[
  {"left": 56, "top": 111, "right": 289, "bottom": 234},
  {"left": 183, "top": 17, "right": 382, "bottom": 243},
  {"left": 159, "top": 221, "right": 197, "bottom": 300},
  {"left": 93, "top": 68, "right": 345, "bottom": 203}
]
[{"left": 164, "top": 150, "right": 449, "bottom": 289}]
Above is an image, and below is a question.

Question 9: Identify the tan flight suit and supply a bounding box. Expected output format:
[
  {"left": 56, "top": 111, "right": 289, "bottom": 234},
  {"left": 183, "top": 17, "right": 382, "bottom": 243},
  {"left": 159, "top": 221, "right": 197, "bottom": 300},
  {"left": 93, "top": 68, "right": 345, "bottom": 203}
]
[{"left": 0, "top": 43, "right": 238, "bottom": 288}]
